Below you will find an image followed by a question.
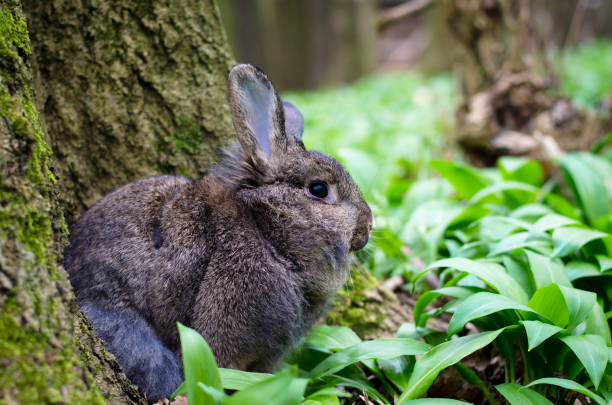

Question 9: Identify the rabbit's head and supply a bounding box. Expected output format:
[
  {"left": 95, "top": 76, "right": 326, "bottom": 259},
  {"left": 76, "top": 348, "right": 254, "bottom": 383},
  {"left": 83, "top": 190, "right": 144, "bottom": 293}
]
[{"left": 218, "top": 64, "right": 373, "bottom": 297}]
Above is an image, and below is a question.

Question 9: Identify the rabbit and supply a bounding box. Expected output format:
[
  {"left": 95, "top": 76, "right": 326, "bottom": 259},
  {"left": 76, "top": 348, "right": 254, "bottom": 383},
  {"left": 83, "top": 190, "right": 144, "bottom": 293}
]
[{"left": 64, "top": 64, "right": 373, "bottom": 403}]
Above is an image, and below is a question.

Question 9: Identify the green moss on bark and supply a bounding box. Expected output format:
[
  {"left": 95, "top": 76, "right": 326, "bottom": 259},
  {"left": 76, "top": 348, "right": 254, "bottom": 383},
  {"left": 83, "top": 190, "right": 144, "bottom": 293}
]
[
  {"left": 1, "top": 3, "right": 140, "bottom": 403},
  {"left": 325, "top": 266, "right": 392, "bottom": 337}
]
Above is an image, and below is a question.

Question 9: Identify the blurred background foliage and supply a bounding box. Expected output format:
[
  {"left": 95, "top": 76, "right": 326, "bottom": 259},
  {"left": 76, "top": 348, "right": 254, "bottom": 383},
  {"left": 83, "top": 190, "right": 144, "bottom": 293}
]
[{"left": 179, "top": 1, "right": 612, "bottom": 403}]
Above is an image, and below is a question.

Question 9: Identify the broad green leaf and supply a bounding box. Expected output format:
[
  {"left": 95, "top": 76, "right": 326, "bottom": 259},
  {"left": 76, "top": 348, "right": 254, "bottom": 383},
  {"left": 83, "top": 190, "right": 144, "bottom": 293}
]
[
  {"left": 525, "top": 251, "right": 571, "bottom": 290},
  {"left": 220, "top": 368, "right": 273, "bottom": 390},
  {"left": 431, "top": 160, "right": 490, "bottom": 199},
  {"left": 479, "top": 216, "right": 531, "bottom": 241},
  {"left": 525, "top": 377, "right": 607, "bottom": 405},
  {"left": 225, "top": 368, "right": 307, "bottom": 405},
  {"left": 325, "top": 375, "right": 388, "bottom": 405},
  {"left": 552, "top": 226, "right": 609, "bottom": 257},
  {"left": 470, "top": 181, "right": 539, "bottom": 204},
  {"left": 398, "top": 329, "right": 505, "bottom": 401},
  {"left": 510, "top": 203, "right": 553, "bottom": 219},
  {"left": 307, "top": 338, "right": 429, "bottom": 379},
  {"left": 521, "top": 320, "right": 563, "bottom": 351},
  {"left": 558, "top": 285, "right": 597, "bottom": 330},
  {"left": 305, "top": 387, "right": 349, "bottom": 399},
  {"left": 527, "top": 284, "right": 570, "bottom": 327},
  {"left": 488, "top": 232, "right": 550, "bottom": 257},
  {"left": 561, "top": 152, "right": 610, "bottom": 225},
  {"left": 565, "top": 260, "right": 602, "bottom": 281},
  {"left": 498, "top": 157, "right": 543, "bottom": 186},
  {"left": 177, "top": 323, "right": 222, "bottom": 405},
  {"left": 379, "top": 356, "right": 414, "bottom": 391},
  {"left": 585, "top": 302, "right": 612, "bottom": 344},
  {"left": 198, "top": 383, "right": 229, "bottom": 403},
  {"left": 305, "top": 325, "right": 362, "bottom": 350},
  {"left": 596, "top": 254, "right": 612, "bottom": 271},
  {"left": 503, "top": 255, "right": 534, "bottom": 297},
  {"left": 304, "top": 387, "right": 347, "bottom": 405},
  {"left": 532, "top": 213, "right": 578, "bottom": 233},
  {"left": 413, "top": 291, "right": 442, "bottom": 327},
  {"left": 448, "top": 292, "right": 534, "bottom": 336},
  {"left": 496, "top": 383, "right": 553, "bottom": 405},
  {"left": 560, "top": 334, "right": 608, "bottom": 388},
  {"left": 398, "top": 400, "right": 470, "bottom": 405},
  {"left": 425, "top": 258, "right": 528, "bottom": 304}
]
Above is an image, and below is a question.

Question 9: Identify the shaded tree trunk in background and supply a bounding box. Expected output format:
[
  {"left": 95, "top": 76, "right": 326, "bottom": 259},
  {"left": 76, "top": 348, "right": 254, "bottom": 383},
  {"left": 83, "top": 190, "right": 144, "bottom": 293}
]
[
  {"left": 23, "top": 0, "right": 236, "bottom": 225},
  {"left": 0, "top": 1, "right": 143, "bottom": 403},
  {"left": 445, "top": 0, "right": 611, "bottom": 166},
  {"left": 218, "top": 0, "right": 376, "bottom": 91}
]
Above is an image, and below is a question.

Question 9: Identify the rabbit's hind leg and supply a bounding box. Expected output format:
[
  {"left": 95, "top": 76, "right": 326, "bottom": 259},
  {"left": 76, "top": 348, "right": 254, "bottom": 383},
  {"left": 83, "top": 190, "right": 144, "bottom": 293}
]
[{"left": 80, "top": 301, "right": 182, "bottom": 403}]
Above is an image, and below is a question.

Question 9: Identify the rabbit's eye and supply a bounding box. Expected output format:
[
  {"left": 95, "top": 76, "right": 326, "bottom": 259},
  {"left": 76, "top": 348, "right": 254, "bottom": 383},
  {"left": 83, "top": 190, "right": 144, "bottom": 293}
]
[{"left": 308, "top": 181, "right": 328, "bottom": 199}]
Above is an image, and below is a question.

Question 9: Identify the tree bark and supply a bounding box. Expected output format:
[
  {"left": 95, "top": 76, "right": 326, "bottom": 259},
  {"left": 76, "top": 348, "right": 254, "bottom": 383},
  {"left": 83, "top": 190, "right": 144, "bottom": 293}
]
[
  {"left": 0, "top": 0, "right": 143, "bottom": 402},
  {"left": 1, "top": 0, "right": 411, "bottom": 402},
  {"left": 23, "top": 0, "right": 236, "bottom": 225}
]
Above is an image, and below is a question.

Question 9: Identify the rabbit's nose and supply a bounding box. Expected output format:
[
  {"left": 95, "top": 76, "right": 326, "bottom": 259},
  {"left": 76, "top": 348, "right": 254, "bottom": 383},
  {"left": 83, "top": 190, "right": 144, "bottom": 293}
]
[{"left": 350, "top": 211, "right": 373, "bottom": 251}]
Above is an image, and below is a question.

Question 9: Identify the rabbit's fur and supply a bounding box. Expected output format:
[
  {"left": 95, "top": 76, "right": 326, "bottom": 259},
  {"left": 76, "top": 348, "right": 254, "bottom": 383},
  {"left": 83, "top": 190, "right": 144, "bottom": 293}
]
[{"left": 64, "top": 64, "right": 373, "bottom": 403}]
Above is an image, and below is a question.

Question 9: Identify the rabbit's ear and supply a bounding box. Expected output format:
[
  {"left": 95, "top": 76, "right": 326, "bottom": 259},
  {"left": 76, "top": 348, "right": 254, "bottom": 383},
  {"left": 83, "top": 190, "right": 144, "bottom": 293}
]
[
  {"left": 228, "top": 64, "right": 287, "bottom": 162},
  {"left": 282, "top": 101, "right": 304, "bottom": 142}
]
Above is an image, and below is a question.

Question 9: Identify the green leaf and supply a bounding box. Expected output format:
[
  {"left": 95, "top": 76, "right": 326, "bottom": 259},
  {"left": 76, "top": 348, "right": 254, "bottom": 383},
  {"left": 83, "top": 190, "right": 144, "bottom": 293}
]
[
  {"left": 558, "top": 285, "right": 597, "bottom": 330},
  {"left": 431, "top": 160, "right": 490, "bottom": 199},
  {"left": 532, "top": 213, "right": 578, "bottom": 233},
  {"left": 225, "top": 368, "right": 307, "bottom": 405},
  {"left": 448, "top": 292, "right": 533, "bottom": 336},
  {"left": 398, "top": 400, "right": 470, "bottom": 405},
  {"left": 527, "top": 284, "right": 570, "bottom": 327},
  {"left": 398, "top": 329, "right": 505, "bottom": 401},
  {"left": 307, "top": 338, "right": 429, "bottom": 379},
  {"left": 498, "top": 157, "right": 543, "bottom": 186},
  {"left": 521, "top": 320, "right": 563, "bottom": 351},
  {"left": 425, "top": 258, "right": 529, "bottom": 304},
  {"left": 324, "top": 375, "right": 389, "bottom": 405},
  {"left": 561, "top": 152, "right": 611, "bottom": 224},
  {"left": 219, "top": 368, "right": 273, "bottom": 390},
  {"left": 379, "top": 356, "right": 414, "bottom": 391},
  {"left": 470, "top": 181, "right": 539, "bottom": 204},
  {"left": 596, "top": 254, "right": 612, "bottom": 271},
  {"left": 495, "top": 383, "right": 553, "bottom": 405},
  {"left": 503, "top": 255, "right": 534, "bottom": 297},
  {"left": 552, "top": 227, "right": 609, "bottom": 257},
  {"left": 525, "top": 377, "right": 607, "bottom": 405},
  {"left": 525, "top": 251, "right": 571, "bottom": 290},
  {"left": 198, "top": 383, "right": 229, "bottom": 403},
  {"left": 177, "top": 322, "right": 222, "bottom": 405},
  {"left": 565, "top": 260, "right": 602, "bottom": 281},
  {"left": 489, "top": 232, "right": 549, "bottom": 257},
  {"left": 305, "top": 325, "right": 362, "bottom": 350},
  {"left": 585, "top": 302, "right": 612, "bottom": 344},
  {"left": 560, "top": 334, "right": 608, "bottom": 389}
]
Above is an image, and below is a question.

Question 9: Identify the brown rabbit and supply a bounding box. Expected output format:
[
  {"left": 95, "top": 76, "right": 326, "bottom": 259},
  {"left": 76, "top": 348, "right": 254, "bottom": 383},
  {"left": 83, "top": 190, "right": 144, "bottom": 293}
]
[{"left": 64, "top": 64, "right": 373, "bottom": 403}]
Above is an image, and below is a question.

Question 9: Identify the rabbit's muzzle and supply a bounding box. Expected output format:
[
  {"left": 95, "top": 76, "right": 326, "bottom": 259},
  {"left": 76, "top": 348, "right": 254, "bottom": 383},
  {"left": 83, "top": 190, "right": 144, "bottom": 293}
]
[{"left": 350, "top": 209, "right": 374, "bottom": 251}]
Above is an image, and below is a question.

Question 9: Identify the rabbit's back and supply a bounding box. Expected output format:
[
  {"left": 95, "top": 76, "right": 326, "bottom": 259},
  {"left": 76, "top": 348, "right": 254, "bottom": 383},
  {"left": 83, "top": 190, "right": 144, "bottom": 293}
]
[{"left": 65, "top": 176, "right": 195, "bottom": 338}]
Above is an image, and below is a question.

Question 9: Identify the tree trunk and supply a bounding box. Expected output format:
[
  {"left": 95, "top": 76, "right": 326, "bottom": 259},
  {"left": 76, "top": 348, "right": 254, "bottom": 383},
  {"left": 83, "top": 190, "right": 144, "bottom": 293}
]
[
  {"left": 218, "top": 0, "right": 377, "bottom": 91},
  {"left": 0, "top": 0, "right": 143, "bottom": 402},
  {"left": 2, "top": 0, "right": 409, "bottom": 402},
  {"left": 23, "top": 0, "right": 236, "bottom": 225}
]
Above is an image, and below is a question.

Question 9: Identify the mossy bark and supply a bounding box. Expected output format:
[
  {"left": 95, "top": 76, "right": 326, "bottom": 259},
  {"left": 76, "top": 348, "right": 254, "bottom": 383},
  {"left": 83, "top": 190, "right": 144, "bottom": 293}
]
[
  {"left": 22, "top": 0, "right": 236, "bottom": 225},
  {"left": 1, "top": 0, "right": 402, "bottom": 401},
  {"left": 0, "top": 1, "right": 144, "bottom": 403}
]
